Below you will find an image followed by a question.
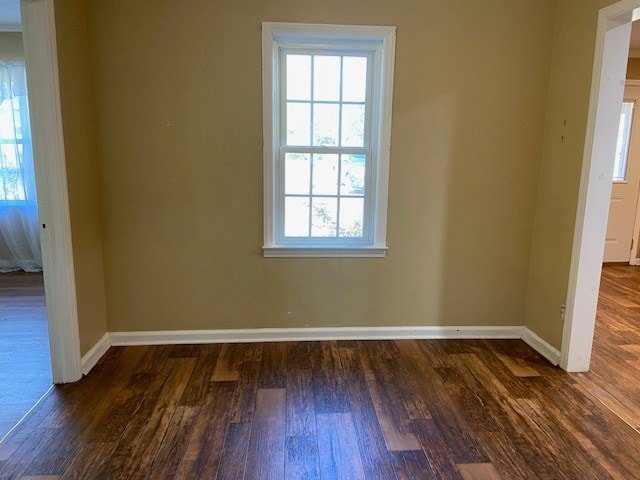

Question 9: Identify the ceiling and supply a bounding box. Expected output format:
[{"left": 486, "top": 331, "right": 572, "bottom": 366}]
[{"left": 0, "top": 0, "right": 20, "bottom": 30}]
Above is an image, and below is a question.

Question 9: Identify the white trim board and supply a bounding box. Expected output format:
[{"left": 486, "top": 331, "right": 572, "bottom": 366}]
[
  {"left": 109, "top": 326, "right": 524, "bottom": 346},
  {"left": 81, "top": 326, "right": 560, "bottom": 377},
  {"left": 21, "top": 0, "right": 82, "bottom": 383},
  {"left": 80, "top": 333, "right": 110, "bottom": 375},
  {"left": 521, "top": 328, "right": 561, "bottom": 366}
]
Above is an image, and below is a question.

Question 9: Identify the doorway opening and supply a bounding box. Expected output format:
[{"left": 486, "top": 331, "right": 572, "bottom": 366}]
[
  {"left": 0, "top": 0, "right": 85, "bottom": 440},
  {"left": 0, "top": 21, "right": 52, "bottom": 440},
  {"left": 577, "top": 19, "right": 640, "bottom": 434},
  {"left": 563, "top": 1, "right": 640, "bottom": 374}
]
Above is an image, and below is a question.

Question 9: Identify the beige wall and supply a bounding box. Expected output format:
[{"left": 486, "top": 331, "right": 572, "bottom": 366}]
[
  {"left": 627, "top": 57, "right": 640, "bottom": 79},
  {"left": 83, "top": 0, "right": 556, "bottom": 333},
  {"left": 54, "top": 0, "right": 108, "bottom": 355},
  {"left": 524, "top": 0, "right": 618, "bottom": 349},
  {"left": 0, "top": 32, "right": 24, "bottom": 61}
]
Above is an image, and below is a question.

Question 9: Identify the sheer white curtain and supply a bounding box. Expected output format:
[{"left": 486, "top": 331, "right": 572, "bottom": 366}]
[{"left": 0, "top": 62, "right": 41, "bottom": 273}]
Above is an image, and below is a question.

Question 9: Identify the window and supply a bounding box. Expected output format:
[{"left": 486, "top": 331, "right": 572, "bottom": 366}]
[
  {"left": 613, "top": 101, "right": 634, "bottom": 182},
  {"left": 262, "top": 23, "right": 396, "bottom": 257},
  {"left": 0, "top": 96, "right": 28, "bottom": 203}
]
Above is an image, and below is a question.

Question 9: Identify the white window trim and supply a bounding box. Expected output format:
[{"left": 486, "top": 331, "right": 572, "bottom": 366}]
[{"left": 262, "top": 22, "right": 396, "bottom": 258}]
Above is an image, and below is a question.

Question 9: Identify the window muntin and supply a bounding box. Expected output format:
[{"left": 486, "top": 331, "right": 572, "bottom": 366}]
[
  {"left": 613, "top": 101, "right": 634, "bottom": 182},
  {"left": 262, "top": 23, "right": 395, "bottom": 257},
  {"left": 279, "top": 50, "right": 372, "bottom": 244}
]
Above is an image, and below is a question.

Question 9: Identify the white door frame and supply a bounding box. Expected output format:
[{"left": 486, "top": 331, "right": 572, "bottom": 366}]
[
  {"left": 562, "top": 0, "right": 640, "bottom": 372},
  {"left": 626, "top": 78, "right": 640, "bottom": 266},
  {"left": 18, "top": 0, "right": 82, "bottom": 383}
]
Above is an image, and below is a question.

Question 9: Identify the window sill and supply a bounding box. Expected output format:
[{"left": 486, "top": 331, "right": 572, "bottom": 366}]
[{"left": 262, "top": 245, "right": 388, "bottom": 258}]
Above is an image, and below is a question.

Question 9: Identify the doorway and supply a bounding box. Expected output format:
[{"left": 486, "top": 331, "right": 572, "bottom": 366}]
[
  {"left": 563, "top": 1, "right": 640, "bottom": 372},
  {"left": 0, "top": 20, "right": 53, "bottom": 440},
  {"left": 604, "top": 83, "right": 640, "bottom": 263},
  {"left": 0, "top": 0, "right": 90, "bottom": 439}
]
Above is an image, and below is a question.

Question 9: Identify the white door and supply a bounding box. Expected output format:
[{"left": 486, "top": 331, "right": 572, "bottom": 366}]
[{"left": 604, "top": 85, "right": 640, "bottom": 262}]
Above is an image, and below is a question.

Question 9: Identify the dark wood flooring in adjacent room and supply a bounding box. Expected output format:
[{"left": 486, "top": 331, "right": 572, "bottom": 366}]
[
  {"left": 574, "top": 265, "right": 640, "bottom": 433},
  {"left": 0, "top": 272, "right": 52, "bottom": 440},
  {"left": 1, "top": 267, "right": 640, "bottom": 479}
]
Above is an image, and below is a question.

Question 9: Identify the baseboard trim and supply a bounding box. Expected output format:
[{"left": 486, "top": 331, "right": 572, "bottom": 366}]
[
  {"left": 521, "top": 327, "right": 561, "bottom": 366},
  {"left": 85, "top": 326, "right": 559, "bottom": 373},
  {"left": 108, "top": 326, "right": 523, "bottom": 346},
  {"left": 80, "top": 333, "right": 111, "bottom": 375}
]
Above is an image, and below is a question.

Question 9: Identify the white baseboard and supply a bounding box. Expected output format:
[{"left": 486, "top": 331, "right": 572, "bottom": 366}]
[
  {"left": 80, "top": 326, "right": 559, "bottom": 376},
  {"left": 80, "top": 332, "right": 111, "bottom": 375},
  {"left": 521, "top": 327, "right": 561, "bottom": 365},
  {"left": 108, "top": 325, "right": 524, "bottom": 346}
]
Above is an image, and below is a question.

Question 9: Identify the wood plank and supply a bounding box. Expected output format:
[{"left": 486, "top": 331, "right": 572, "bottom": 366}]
[
  {"left": 178, "top": 381, "right": 236, "bottom": 479},
  {"left": 211, "top": 343, "right": 244, "bottom": 382},
  {"left": 311, "top": 342, "right": 350, "bottom": 414},
  {"left": 178, "top": 344, "right": 221, "bottom": 406},
  {"left": 245, "top": 388, "right": 286, "bottom": 479},
  {"left": 358, "top": 341, "right": 420, "bottom": 451},
  {"left": 285, "top": 434, "right": 320, "bottom": 480},
  {"left": 228, "top": 343, "right": 262, "bottom": 424},
  {"left": 390, "top": 450, "right": 436, "bottom": 480},
  {"left": 494, "top": 352, "right": 541, "bottom": 378},
  {"left": 92, "top": 357, "right": 197, "bottom": 479},
  {"left": 0, "top": 272, "right": 51, "bottom": 440},
  {"left": 394, "top": 341, "right": 487, "bottom": 469},
  {"left": 286, "top": 343, "right": 316, "bottom": 437},
  {"left": 58, "top": 441, "right": 117, "bottom": 479},
  {"left": 316, "top": 413, "right": 366, "bottom": 480},
  {"left": 214, "top": 423, "right": 252, "bottom": 480},
  {"left": 338, "top": 345, "right": 397, "bottom": 479},
  {"left": 457, "top": 463, "right": 502, "bottom": 480},
  {"left": 259, "top": 342, "right": 287, "bottom": 389}
]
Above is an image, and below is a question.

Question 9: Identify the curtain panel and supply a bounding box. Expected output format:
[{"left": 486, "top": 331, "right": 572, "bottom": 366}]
[{"left": 0, "top": 62, "right": 41, "bottom": 273}]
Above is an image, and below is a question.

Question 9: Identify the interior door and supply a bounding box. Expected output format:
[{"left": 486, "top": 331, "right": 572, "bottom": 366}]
[{"left": 604, "top": 85, "right": 640, "bottom": 262}]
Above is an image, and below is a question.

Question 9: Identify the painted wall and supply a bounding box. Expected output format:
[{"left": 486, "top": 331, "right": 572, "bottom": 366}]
[
  {"left": 0, "top": 32, "right": 24, "bottom": 61},
  {"left": 524, "top": 0, "right": 618, "bottom": 349},
  {"left": 84, "top": 0, "right": 556, "bottom": 334},
  {"left": 627, "top": 57, "right": 640, "bottom": 79},
  {"left": 54, "top": 0, "right": 108, "bottom": 355}
]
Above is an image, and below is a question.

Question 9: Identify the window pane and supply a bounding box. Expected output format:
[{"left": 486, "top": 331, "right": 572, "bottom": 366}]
[
  {"left": 341, "top": 104, "right": 365, "bottom": 147},
  {"left": 311, "top": 197, "right": 337, "bottom": 237},
  {"left": 0, "top": 100, "right": 17, "bottom": 139},
  {"left": 342, "top": 56, "right": 367, "bottom": 102},
  {"left": 285, "top": 197, "right": 310, "bottom": 237},
  {"left": 313, "top": 56, "right": 341, "bottom": 101},
  {"left": 287, "top": 55, "right": 311, "bottom": 101},
  {"left": 313, "top": 103, "right": 339, "bottom": 146},
  {"left": 0, "top": 143, "right": 19, "bottom": 168},
  {"left": 0, "top": 144, "right": 25, "bottom": 201},
  {"left": 340, "top": 154, "right": 366, "bottom": 195},
  {"left": 287, "top": 102, "right": 311, "bottom": 146},
  {"left": 339, "top": 197, "right": 364, "bottom": 237},
  {"left": 614, "top": 101, "right": 634, "bottom": 181},
  {"left": 312, "top": 154, "right": 338, "bottom": 195},
  {"left": 285, "top": 153, "right": 310, "bottom": 195}
]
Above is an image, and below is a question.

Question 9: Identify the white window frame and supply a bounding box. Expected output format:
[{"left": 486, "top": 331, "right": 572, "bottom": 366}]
[{"left": 262, "top": 22, "right": 396, "bottom": 258}]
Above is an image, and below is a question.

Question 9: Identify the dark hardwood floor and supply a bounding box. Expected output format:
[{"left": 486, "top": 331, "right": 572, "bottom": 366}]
[
  {"left": 0, "top": 272, "right": 52, "bottom": 441},
  {"left": 0, "top": 266, "right": 639, "bottom": 479},
  {"left": 575, "top": 265, "right": 640, "bottom": 433}
]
